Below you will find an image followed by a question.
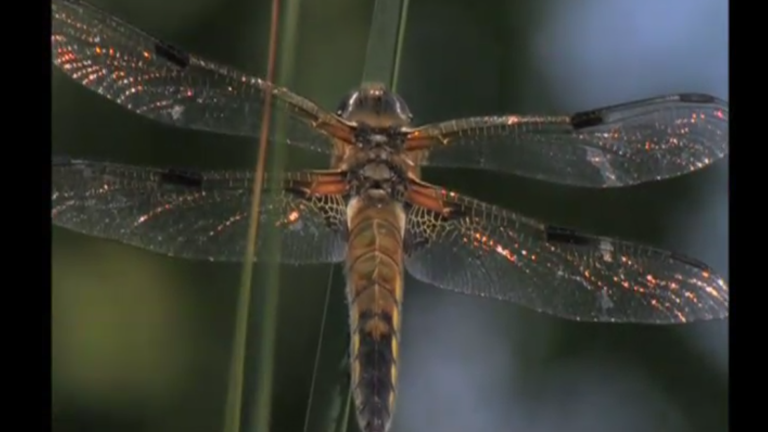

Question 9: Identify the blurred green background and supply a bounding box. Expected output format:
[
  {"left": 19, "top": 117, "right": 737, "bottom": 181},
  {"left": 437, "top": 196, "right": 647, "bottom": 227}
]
[{"left": 51, "top": 0, "right": 729, "bottom": 431}]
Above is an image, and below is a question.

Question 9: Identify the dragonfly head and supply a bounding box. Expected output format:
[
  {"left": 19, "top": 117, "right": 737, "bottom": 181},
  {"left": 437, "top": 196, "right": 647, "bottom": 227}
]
[{"left": 336, "top": 82, "right": 413, "bottom": 128}]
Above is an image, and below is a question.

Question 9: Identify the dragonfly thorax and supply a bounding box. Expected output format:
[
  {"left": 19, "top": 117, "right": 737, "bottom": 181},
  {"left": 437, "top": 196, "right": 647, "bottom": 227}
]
[
  {"left": 360, "top": 162, "right": 396, "bottom": 180},
  {"left": 353, "top": 125, "right": 407, "bottom": 152},
  {"left": 347, "top": 159, "right": 408, "bottom": 204}
]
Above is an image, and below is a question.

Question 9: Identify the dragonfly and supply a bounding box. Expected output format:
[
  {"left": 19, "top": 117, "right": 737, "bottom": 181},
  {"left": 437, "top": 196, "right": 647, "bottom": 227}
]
[{"left": 51, "top": 1, "right": 729, "bottom": 431}]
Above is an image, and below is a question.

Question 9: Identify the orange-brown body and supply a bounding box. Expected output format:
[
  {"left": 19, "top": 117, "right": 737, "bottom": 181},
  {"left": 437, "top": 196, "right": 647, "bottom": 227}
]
[
  {"left": 345, "top": 194, "right": 406, "bottom": 432},
  {"left": 329, "top": 83, "right": 421, "bottom": 432}
]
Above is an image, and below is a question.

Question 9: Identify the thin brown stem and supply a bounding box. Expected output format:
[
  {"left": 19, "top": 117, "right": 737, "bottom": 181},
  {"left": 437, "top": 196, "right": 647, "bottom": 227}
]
[{"left": 224, "top": 0, "right": 282, "bottom": 431}]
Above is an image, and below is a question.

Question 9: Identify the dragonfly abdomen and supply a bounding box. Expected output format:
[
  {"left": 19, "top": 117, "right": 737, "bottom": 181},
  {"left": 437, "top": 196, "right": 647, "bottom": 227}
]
[{"left": 345, "top": 199, "right": 405, "bottom": 432}]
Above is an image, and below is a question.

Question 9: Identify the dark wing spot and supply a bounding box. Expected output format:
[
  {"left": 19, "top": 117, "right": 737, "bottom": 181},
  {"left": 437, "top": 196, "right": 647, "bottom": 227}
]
[
  {"left": 669, "top": 251, "right": 714, "bottom": 272},
  {"left": 154, "top": 41, "right": 190, "bottom": 69},
  {"left": 678, "top": 93, "right": 716, "bottom": 104},
  {"left": 545, "top": 226, "right": 596, "bottom": 246},
  {"left": 444, "top": 204, "right": 469, "bottom": 221},
  {"left": 570, "top": 110, "right": 605, "bottom": 130},
  {"left": 284, "top": 186, "right": 311, "bottom": 198},
  {"left": 158, "top": 169, "right": 203, "bottom": 189}
]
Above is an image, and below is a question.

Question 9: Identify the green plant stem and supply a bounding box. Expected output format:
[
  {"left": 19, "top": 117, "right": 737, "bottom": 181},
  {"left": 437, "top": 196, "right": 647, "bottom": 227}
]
[
  {"left": 224, "top": 1, "right": 299, "bottom": 432},
  {"left": 362, "top": 0, "right": 409, "bottom": 90},
  {"left": 248, "top": 1, "right": 301, "bottom": 431}
]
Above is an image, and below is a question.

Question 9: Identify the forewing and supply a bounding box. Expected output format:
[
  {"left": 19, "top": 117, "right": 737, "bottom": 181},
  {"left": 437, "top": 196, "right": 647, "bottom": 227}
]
[
  {"left": 52, "top": 0, "right": 352, "bottom": 153},
  {"left": 405, "top": 94, "right": 728, "bottom": 187},
  {"left": 52, "top": 157, "right": 349, "bottom": 263},
  {"left": 403, "top": 182, "right": 728, "bottom": 323}
]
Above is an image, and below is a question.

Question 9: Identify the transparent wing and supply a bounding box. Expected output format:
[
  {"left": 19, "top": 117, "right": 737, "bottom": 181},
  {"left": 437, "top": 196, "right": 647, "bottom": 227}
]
[
  {"left": 52, "top": 157, "right": 349, "bottom": 263},
  {"left": 405, "top": 94, "right": 728, "bottom": 187},
  {"left": 403, "top": 181, "right": 728, "bottom": 323},
  {"left": 51, "top": 0, "right": 353, "bottom": 153}
]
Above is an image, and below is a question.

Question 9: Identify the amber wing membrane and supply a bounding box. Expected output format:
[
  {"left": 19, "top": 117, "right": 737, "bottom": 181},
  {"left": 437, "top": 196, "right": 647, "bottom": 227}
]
[
  {"left": 403, "top": 183, "right": 728, "bottom": 323},
  {"left": 51, "top": 0, "right": 351, "bottom": 153},
  {"left": 406, "top": 94, "right": 728, "bottom": 187},
  {"left": 52, "top": 157, "right": 349, "bottom": 263}
]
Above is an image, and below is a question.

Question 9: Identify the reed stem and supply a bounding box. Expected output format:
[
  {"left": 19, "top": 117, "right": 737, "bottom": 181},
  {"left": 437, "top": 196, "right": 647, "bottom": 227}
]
[
  {"left": 225, "top": 1, "right": 299, "bottom": 432},
  {"left": 362, "top": 0, "right": 410, "bottom": 91}
]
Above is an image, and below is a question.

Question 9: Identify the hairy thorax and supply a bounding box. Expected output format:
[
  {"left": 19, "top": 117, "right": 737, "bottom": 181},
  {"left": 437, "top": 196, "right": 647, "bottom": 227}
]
[{"left": 335, "top": 127, "right": 417, "bottom": 206}]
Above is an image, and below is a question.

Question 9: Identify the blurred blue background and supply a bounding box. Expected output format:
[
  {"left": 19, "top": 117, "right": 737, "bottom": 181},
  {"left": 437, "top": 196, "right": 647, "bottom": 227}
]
[{"left": 51, "top": 0, "right": 728, "bottom": 431}]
